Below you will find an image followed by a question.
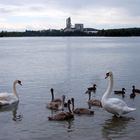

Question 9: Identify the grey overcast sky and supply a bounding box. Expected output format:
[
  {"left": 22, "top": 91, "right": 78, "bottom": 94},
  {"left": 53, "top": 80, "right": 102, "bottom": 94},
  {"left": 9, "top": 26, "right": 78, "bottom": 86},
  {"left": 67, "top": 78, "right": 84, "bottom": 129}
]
[{"left": 0, "top": 0, "right": 140, "bottom": 31}]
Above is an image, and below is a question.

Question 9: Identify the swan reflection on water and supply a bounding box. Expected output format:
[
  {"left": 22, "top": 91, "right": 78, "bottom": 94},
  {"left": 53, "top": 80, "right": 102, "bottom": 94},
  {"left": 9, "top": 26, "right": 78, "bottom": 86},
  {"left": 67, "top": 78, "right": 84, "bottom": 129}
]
[
  {"left": 102, "top": 115, "right": 135, "bottom": 140},
  {"left": 0, "top": 102, "right": 23, "bottom": 121}
]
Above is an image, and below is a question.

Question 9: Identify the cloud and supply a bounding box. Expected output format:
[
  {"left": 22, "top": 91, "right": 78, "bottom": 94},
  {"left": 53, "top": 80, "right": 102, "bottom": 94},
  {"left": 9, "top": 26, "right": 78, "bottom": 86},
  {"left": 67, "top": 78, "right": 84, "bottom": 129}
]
[{"left": 0, "top": 0, "right": 140, "bottom": 30}]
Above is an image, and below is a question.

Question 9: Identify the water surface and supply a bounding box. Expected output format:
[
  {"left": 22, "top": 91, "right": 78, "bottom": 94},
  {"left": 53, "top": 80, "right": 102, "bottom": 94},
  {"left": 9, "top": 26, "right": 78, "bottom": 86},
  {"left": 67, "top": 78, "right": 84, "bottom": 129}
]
[{"left": 0, "top": 37, "right": 140, "bottom": 140}]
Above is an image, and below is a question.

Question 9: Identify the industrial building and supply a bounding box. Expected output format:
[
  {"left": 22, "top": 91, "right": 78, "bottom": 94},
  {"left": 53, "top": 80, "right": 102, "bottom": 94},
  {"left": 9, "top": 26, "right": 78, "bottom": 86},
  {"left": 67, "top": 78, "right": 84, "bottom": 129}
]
[{"left": 64, "top": 17, "right": 84, "bottom": 32}]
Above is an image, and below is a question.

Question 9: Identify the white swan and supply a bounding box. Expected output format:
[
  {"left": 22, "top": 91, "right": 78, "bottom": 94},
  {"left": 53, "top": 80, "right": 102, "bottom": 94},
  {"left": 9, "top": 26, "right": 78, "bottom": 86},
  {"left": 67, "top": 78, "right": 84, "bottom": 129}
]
[
  {"left": 0, "top": 80, "right": 22, "bottom": 106},
  {"left": 101, "top": 72, "right": 136, "bottom": 117}
]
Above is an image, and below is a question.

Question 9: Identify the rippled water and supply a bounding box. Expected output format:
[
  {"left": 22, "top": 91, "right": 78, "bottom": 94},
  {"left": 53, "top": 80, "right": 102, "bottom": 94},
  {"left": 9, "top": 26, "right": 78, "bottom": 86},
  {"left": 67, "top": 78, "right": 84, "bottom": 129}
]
[{"left": 0, "top": 37, "right": 140, "bottom": 140}]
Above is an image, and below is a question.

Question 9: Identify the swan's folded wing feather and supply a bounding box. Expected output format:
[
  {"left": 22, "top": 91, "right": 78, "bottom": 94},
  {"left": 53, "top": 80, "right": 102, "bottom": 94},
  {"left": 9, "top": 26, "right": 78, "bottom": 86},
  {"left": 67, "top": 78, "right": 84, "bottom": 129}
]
[
  {"left": 0, "top": 93, "right": 18, "bottom": 105},
  {"left": 107, "top": 98, "right": 127, "bottom": 106},
  {"left": 0, "top": 100, "right": 9, "bottom": 106},
  {"left": 104, "top": 98, "right": 128, "bottom": 114}
]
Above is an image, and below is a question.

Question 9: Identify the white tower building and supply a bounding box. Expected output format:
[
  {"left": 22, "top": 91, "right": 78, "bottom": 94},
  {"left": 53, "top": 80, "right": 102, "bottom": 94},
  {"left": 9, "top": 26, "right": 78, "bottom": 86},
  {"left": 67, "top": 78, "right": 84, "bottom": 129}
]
[{"left": 66, "top": 17, "right": 71, "bottom": 29}]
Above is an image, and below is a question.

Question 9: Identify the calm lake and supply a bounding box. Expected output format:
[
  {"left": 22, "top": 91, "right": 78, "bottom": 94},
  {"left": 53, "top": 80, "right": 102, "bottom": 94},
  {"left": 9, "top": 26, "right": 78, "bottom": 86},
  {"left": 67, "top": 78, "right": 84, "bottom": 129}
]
[{"left": 0, "top": 37, "right": 140, "bottom": 140}]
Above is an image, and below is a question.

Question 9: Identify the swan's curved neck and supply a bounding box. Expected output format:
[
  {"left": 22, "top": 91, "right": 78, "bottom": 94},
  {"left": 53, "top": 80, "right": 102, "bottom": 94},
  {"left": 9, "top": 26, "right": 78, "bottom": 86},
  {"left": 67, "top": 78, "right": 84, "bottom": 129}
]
[
  {"left": 71, "top": 99, "right": 74, "bottom": 112},
  {"left": 51, "top": 91, "right": 54, "bottom": 102},
  {"left": 13, "top": 81, "right": 19, "bottom": 99},
  {"left": 88, "top": 92, "right": 91, "bottom": 100},
  {"left": 68, "top": 101, "right": 72, "bottom": 113},
  {"left": 102, "top": 74, "right": 113, "bottom": 100},
  {"left": 61, "top": 95, "right": 65, "bottom": 110}
]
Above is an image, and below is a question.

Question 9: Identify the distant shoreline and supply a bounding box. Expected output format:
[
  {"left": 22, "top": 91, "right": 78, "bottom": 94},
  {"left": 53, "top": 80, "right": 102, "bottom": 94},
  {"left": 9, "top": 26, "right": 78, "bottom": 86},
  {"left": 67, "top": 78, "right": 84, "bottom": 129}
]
[{"left": 0, "top": 27, "right": 140, "bottom": 37}]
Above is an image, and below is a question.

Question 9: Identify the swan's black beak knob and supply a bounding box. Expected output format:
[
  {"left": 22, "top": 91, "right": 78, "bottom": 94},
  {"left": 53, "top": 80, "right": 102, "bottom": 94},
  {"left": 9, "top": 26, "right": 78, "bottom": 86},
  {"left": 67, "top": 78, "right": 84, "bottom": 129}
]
[
  {"left": 18, "top": 80, "right": 22, "bottom": 86},
  {"left": 105, "top": 72, "right": 110, "bottom": 79}
]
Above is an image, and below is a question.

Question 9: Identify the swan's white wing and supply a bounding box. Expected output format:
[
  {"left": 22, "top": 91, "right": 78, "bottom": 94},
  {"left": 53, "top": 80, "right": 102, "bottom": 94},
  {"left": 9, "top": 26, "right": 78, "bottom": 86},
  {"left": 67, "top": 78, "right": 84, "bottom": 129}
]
[
  {"left": 0, "top": 92, "right": 10, "bottom": 97},
  {"left": 103, "top": 98, "right": 128, "bottom": 115},
  {"left": 107, "top": 98, "right": 127, "bottom": 106},
  {"left": 0, "top": 93, "right": 18, "bottom": 105}
]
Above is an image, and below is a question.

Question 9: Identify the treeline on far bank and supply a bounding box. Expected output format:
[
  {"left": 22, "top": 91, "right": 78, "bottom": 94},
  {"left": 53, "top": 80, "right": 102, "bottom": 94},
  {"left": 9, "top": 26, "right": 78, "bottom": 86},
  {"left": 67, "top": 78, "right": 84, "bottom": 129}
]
[{"left": 0, "top": 28, "right": 140, "bottom": 37}]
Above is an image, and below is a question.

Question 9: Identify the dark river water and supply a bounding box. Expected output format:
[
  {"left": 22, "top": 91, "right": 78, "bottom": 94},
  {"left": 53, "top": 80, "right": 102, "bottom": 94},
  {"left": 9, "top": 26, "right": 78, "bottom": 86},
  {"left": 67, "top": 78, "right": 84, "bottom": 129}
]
[{"left": 0, "top": 37, "right": 140, "bottom": 140}]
